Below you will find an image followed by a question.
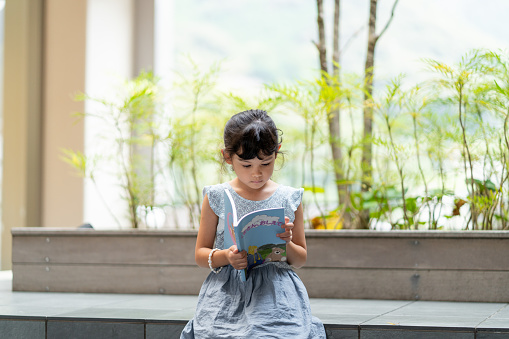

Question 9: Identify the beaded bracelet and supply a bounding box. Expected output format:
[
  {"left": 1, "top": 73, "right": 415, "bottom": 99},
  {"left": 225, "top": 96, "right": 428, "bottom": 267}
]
[{"left": 208, "top": 248, "right": 223, "bottom": 273}]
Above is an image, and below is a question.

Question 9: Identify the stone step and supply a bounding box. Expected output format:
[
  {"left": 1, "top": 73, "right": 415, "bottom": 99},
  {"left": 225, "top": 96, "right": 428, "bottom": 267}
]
[{"left": 0, "top": 271, "right": 507, "bottom": 338}]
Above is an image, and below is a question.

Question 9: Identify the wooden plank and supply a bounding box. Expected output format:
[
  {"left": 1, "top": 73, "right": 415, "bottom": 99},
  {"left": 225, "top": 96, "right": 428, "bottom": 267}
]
[
  {"left": 11, "top": 228, "right": 197, "bottom": 237},
  {"left": 297, "top": 268, "right": 509, "bottom": 302},
  {"left": 12, "top": 264, "right": 209, "bottom": 295},
  {"left": 11, "top": 229, "right": 509, "bottom": 302},
  {"left": 13, "top": 262, "right": 509, "bottom": 302},
  {"left": 13, "top": 232, "right": 509, "bottom": 270},
  {"left": 305, "top": 229, "right": 509, "bottom": 239},
  {"left": 297, "top": 268, "right": 418, "bottom": 300},
  {"left": 14, "top": 228, "right": 509, "bottom": 239},
  {"left": 12, "top": 235, "right": 197, "bottom": 265},
  {"left": 306, "top": 237, "right": 509, "bottom": 270}
]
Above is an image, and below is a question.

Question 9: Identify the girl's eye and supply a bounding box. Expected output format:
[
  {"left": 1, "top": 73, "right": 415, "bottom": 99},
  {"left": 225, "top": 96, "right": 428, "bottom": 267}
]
[
  {"left": 262, "top": 163, "right": 272, "bottom": 166},
  {"left": 242, "top": 165, "right": 251, "bottom": 168}
]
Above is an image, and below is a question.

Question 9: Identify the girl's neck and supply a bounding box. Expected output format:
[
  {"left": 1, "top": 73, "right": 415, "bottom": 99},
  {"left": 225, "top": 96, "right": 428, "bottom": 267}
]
[{"left": 229, "top": 178, "right": 279, "bottom": 201}]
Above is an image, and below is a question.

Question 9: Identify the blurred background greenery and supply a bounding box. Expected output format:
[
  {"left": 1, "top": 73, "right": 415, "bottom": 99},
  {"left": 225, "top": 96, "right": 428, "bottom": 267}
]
[{"left": 63, "top": 0, "right": 509, "bottom": 231}]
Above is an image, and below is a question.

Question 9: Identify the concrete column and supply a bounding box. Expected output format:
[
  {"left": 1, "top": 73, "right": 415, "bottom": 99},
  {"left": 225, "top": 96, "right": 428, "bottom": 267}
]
[
  {"left": 134, "top": 0, "right": 155, "bottom": 75},
  {"left": 41, "top": 0, "right": 86, "bottom": 228},
  {"left": 1, "top": 0, "right": 87, "bottom": 269},
  {"left": 1, "top": 0, "right": 44, "bottom": 269}
]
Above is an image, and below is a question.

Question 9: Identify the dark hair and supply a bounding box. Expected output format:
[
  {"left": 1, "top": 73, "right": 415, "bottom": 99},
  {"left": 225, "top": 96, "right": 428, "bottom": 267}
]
[{"left": 223, "top": 109, "right": 282, "bottom": 160}]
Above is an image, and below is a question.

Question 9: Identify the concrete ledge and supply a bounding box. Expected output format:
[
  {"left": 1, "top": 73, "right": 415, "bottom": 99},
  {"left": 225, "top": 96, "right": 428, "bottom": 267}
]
[
  {"left": 11, "top": 228, "right": 509, "bottom": 302},
  {"left": 1, "top": 270, "right": 509, "bottom": 339}
]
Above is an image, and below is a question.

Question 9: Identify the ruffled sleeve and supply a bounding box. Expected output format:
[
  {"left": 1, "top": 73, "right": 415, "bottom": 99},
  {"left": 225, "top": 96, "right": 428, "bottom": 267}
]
[
  {"left": 282, "top": 186, "right": 304, "bottom": 222},
  {"left": 203, "top": 184, "right": 225, "bottom": 220}
]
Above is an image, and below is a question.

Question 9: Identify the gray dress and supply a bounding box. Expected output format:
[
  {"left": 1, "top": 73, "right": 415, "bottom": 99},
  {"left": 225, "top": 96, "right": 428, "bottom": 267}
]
[{"left": 180, "top": 183, "right": 326, "bottom": 339}]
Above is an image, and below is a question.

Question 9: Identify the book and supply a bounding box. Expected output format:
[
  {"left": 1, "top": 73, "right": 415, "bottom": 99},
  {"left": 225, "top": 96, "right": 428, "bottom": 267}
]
[{"left": 223, "top": 189, "right": 287, "bottom": 281}]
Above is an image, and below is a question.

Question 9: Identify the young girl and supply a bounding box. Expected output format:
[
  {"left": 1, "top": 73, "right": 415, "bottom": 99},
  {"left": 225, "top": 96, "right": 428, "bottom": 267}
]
[{"left": 180, "top": 109, "right": 326, "bottom": 338}]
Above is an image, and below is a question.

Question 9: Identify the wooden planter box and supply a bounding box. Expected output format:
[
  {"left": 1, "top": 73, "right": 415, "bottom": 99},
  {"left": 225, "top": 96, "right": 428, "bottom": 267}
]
[{"left": 11, "top": 228, "right": 509, "bottom": 302}]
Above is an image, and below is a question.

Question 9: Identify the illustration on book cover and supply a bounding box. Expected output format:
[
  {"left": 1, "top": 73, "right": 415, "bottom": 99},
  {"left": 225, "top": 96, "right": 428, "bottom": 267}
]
[{"left": 224, "top": 189, "right": 287, "bottom": 280}]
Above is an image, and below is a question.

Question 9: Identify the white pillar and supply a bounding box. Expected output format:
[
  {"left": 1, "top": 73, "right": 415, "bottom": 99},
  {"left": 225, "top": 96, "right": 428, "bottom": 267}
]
[{"left": 84, "top": 0, "right": 135, "bottom": 228}]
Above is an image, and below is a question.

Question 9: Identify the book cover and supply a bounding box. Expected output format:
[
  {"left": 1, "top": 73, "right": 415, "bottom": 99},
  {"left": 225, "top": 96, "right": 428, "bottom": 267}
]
[{"left": 223, "top": 189, "right": 287, "bottom": 281}]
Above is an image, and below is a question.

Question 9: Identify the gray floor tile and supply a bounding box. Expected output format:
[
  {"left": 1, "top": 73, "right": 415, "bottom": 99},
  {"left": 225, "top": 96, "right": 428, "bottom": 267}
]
[
  {"left": 0, "top": 291, "right": 134, "bottom": 308},
  {"left": 363, "top": 314, "right": 483, "bottom": 328},
  {"left": 310, "top": 298, "right": 412, "bottom": 315},
  {"left": 0, "top": 292, "right": 58, "bottom": 306},
  {"left": 489, "top": 304, "right": 509, "bottom": 319},
  {"left": 388, "top": 301, "right": 505, "bottom": 318},
  {"left": 0, "top": 305, "right": 79, "bottom": 318},
  {"left": 50, "top": 307, "right": 173, "bottom": 321},
  {"left": 0, "top": 271, "right": 508, "bottom": 338},
  {"left": 147, "top": 308, "right": 197, "bottom": 321},
  {"left": 146, "top": 323, "right": 187, "bottom": 339},
  {"left": 325, "top": 326, "right": 358, "bottom": 339},
  {"left": 477, "top": 318, "right": 509, "bottom": 330},
  {"left": 313, "top": 313, "right": 378, "bottom": 325},
  {"left": 95, "top": 294, "right": 198, "bottom": 311},
  {"left": 476, "top": 331, "right": 509, "bottom": 339},
  {"left": 47, "top": 320, "right": 145, "bottom": 339},
  {"left": 0, "top": 319, "right": 46, "bottom": 339},
  {"left": 361, "top": 328, "right": 474, "bottom": 339}
]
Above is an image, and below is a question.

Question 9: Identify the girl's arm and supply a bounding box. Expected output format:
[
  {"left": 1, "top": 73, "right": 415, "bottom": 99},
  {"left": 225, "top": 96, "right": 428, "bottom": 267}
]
[
  {"left": 195, "top": 194, "right": 247, "bottom": 270},
  {"left": 278, "top": 203, "right": 307, "bottom": 268}
]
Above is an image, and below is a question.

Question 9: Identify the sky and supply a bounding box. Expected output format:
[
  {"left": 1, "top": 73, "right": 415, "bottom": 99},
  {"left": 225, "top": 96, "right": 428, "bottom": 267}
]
[{"left": 172, "top": 0, "right": 509, "bottom": 91}]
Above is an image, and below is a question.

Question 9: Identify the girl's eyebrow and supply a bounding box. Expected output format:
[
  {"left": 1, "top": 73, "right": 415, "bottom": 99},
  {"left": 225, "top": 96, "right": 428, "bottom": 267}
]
[
  {"left": 238, "top": 155, "right": 275, "bottom": 162},
  {"left": 261, "top": 156, "right": 275, "bottom": 162},
  {"left": 257, "top": 155, "right": 276, "bottom": 162},
  {"left": 260, "top": 154, "right": 274, "bottom": 161}
]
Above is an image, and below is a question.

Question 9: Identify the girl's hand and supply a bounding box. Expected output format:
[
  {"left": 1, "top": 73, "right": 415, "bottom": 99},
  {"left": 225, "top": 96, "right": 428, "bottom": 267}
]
[
  {"left": 227, "top": 245, "right": 247, "bottom": 270},
  {"left": 278, "top": 216, "right": 293, "bottom": 243}
]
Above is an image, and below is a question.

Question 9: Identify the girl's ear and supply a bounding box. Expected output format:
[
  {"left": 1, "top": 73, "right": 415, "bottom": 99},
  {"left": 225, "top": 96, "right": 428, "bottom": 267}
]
[{"left": 222, "top": 149, "right": 233, "bottom": 164}]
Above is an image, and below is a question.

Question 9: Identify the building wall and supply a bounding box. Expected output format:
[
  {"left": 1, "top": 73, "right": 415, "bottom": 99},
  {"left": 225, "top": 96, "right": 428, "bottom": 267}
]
[
  {"left": 42, "top": 0, "right": 86, "bottom": 228},
  {"left": 1, "top": 0, "right": 157, "bottom": 269},
  {"left": 1, "top": 0, "right": 46, "bottom": 270}
]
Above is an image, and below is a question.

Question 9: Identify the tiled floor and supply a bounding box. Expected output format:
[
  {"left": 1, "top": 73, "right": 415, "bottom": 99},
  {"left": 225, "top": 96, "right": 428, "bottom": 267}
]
[{"left": 0, "top": 271, "right": 507, "bottom": 338}]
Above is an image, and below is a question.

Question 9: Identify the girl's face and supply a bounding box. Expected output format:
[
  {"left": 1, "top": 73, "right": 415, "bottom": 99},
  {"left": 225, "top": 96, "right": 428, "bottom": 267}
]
[{"left": 226, "top": 152, "right": 276, "bottom": 191}]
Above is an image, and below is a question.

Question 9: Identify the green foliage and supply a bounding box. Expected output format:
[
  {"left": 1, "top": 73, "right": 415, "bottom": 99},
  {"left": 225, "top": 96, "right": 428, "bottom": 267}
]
[
  {"left": 168, "top": 58, "right": 224, "bottom": 226},
  {"left": 63, "top": 49, "right": 509, "bottom": 231},
  {"left": 69, "top": 71, "right": 163, "bottom": 228},
  {"left": 64, "top": 61, "right": 226, "bottom": 228},
  {"left": 300, "top": 49, "right": 509, "bottom": 230}
]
